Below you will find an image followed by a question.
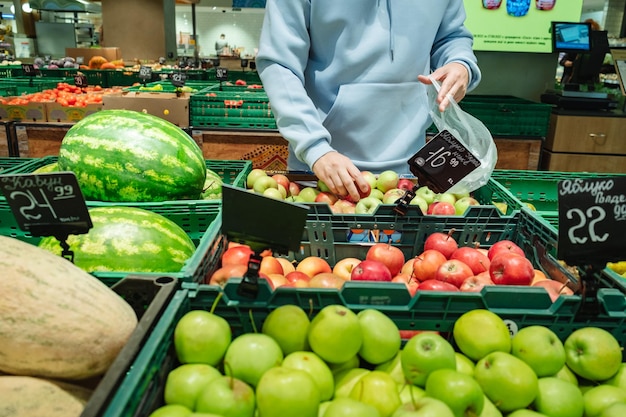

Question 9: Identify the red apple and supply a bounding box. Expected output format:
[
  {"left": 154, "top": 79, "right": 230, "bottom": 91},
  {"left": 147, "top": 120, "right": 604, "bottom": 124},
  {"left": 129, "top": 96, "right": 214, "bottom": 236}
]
[
  {"left": 435, "top": 259, "right": 474, "bottom": 288},
  {"left": 391, "top": 273, "right": 419, "bottom": 296},
  {"left": 365, "top": 243, "right": 405, "bottom": 277},
  {"left": 308, "top": 272, "right": 345, "bottom": 289},
  {"left": 450, "top": 246, "right": 491, "bottom": 275},
  {"left": 344, "top": 181, "right": 371, "bottom": 203},
  {"left": 259, "top": 256, "right": 284, "bottom": 276},
  {"left": 532, "top": 279, "right": 574, "bottom": 302},
  {"left": 351, "top": 259, "right": 393, "bottom": 282},
  {"left": 397, "top": 178, "right": 415, "bottom": 191},
  {"left": 221, "top": 245, "right": 254, "bottom": 266},
  {"left": 266, "top": 273, "right": 288, "bottom": 289},
  {"left": 487, "top": 239, "right": 525, "bottom": 260},
  {"left": 412, "top": 249, "right": 447, "bottom": 282},
  {"left": 401, "top": 258, "right": 416, "bottom": 275},
  {"left": 315, "top": 191, "right": 339, "bottom": 205},
  {"left": 276, "top": 257, "right": 296, "bottom": 275},
  {"left": 332, "top": 257, "right": 362, "bottom": 281},
  {"left": 416, "top": 279, "right": 459, "bottom": 292},
  {"left": 271, "top": 174, "right": 290, "bottom": 191},
  {"left": 331, "top": 199, "right": 356, "bottom": 214},
  {"left": 423, "top": 231, "right": 458, "bottom": 259},
  {"left": 285, "top": 271, "right": 311, "bottom": 287},
  {"left": 489, "top": 253, "right": 535, "bottom": 286},
  {"left": 296, "top": 256, "right": 332, "bottom": 278},
  {"left": 427, "top": 201, "right": 456, "bottom": 215},
  {"left": 288, "top": 181, "right": 301, "bottom": 197},
  {"left": 459, "top": 272, "right": 495, "bottom": 292},
  {"left": 208, "top": 264, "right": 248, "bottom": 286}
]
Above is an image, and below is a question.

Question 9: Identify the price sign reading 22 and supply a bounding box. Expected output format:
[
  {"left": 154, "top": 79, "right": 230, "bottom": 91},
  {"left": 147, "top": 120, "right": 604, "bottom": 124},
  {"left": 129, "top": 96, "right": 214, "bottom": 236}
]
[{"left": 565, "top": 206, "right": 609, "bottom": 244}]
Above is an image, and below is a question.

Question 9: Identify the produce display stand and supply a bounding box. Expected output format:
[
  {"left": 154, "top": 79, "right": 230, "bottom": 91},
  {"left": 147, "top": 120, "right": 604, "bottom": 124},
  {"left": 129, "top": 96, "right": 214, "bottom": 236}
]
[
  {"left": 96, "top": 208, "right": 626, "bottom": 417},
  {"left": 0, "top": 156, "right": 37, "bottom": 173}
]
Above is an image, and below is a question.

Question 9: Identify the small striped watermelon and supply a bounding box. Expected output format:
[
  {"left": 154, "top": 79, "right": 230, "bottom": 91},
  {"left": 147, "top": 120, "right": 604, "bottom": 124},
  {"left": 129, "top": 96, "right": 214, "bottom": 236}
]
[
  {"left": 57, "top": 109, "right": 206, "bottom": 202},
  {"left": 201, "top": 168, "right": 223, "bottom": 200},
  {"left": 38, "top": 206, "right": 196, "bottom": 273}
]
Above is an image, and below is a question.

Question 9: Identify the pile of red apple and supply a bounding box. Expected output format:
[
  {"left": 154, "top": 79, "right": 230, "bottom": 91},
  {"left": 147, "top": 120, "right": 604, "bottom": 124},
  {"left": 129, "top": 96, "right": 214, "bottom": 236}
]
[
  {"left": 150, "top": 301, "right": 626, "bottom": 417},
  {"left": 208, "top": 232, "right": 574, "bottom": 303},
  {"left": 245, "top": 168, "right": 484, "bottom": 215}
]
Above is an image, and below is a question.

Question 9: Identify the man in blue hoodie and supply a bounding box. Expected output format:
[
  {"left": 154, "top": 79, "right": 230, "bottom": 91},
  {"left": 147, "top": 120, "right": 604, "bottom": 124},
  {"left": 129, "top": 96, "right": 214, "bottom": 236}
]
[{"left": 256, "top": 0, "right": 481, "bottom": 201}]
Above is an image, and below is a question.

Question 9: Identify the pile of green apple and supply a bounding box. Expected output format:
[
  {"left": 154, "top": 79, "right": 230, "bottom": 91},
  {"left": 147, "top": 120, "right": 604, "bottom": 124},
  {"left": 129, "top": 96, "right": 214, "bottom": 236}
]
[
  {"left": 148, "top": 305, "right": 626, "bottom": 417},
  {"left": 244, "top": 168, "right": 483, "bottom": 215}
]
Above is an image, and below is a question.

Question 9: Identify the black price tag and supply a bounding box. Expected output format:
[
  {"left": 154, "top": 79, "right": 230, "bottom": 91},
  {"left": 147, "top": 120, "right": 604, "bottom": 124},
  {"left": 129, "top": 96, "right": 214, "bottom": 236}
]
[
  {"left": 216, "top": 67, "right": 228, "bottom": 82},
  {"left": 170, "top": 72, "right": 187, "bottom": 87},
  {"left": 76, "top": 56, "right": 84, "bottom": 65},
  {"left": 0, "top": 172, "right": 92, "bottom": 238},
  {"left": 74, "top": 73, "right": 88, "bottom": 88},
  {"left": 240, "top": 59, "right": 249, "bottom": 68},
  {"left": 139, "top": 65, "right": 153, "bottom": 83},
  {"left": 557, "top": 176, "right": 626, "bottom": 266},
  {"left": 21, "top": 63, "right": 38, "bottom": 77},
  {"left": 407, "top": 130, "right": 481, "bottom": 194}
]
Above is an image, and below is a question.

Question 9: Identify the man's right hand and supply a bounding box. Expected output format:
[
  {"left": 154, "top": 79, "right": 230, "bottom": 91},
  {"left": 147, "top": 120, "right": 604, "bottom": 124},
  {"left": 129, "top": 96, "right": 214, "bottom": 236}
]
[{"left": 312, "top": 152, "right": 371, "bottom": 202}]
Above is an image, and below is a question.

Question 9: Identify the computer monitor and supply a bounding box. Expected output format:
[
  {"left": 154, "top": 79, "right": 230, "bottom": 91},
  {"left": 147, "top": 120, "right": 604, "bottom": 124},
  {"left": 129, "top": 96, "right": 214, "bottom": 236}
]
[
  {"left": 552, "top": 21, "right": 592, "bottom": 54},
  {"left": 569, "top": 30, "right": 610, "bottom": 85}
]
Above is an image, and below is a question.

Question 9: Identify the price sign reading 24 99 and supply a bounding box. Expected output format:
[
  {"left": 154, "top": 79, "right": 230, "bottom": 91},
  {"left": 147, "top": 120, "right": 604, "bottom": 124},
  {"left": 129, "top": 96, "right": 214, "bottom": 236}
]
[
  {"left": 0, "top": 172, "right": 92, "bottom": 238},
  {"left": 557, "top": 177, "right": 626, "bottom": 266}
]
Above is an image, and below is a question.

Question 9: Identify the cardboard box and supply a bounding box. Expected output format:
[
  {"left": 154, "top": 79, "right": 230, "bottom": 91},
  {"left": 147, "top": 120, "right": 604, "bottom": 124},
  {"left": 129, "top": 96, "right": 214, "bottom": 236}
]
[
  {"left": 102, "top": 91, "right": 190, "bottom": 127},
  {"left": 65, "top": 47, "right": 122, "bottom": 64},
  {"left": 0, "top": 98, "right": 48, "bottom": 122},
  {"left": 46, "top": 102, "right": 103, "bottom": 123}
]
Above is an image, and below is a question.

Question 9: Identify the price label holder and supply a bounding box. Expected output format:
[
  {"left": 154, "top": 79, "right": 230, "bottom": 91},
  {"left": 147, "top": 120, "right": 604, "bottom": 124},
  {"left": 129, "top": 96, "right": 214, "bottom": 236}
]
[
  {"left": 215, "top": 67, "right": 228, "bottom": 90},
  {"left": 139, "top": 65, "right": 153, "bottom": 85},
  {"left": 74, "top": 72, "right": 88, "bottom": 89},
  {"left": 0, "top": 172, "right": 92, "bottom": 262},
  {"left": 76, "top": 56, "right": 84, "bottom": 65},
  {"left": 221, "top": 184, "right": 309, "bottom": 299},
  {"left": 395, "top": 130, "right": 481, "bottom": 215},
  {"left": 240, "top": 58, "right": 249, "bottom": 71},
  {"left": 171, "top": 72, "right": 187, "bottom": 89},
  {"left": 557, "top": 176, "right": 626, "bottom": 317},
  {"left": 21, "top": 63, "right": 39, "bottom": 86}
]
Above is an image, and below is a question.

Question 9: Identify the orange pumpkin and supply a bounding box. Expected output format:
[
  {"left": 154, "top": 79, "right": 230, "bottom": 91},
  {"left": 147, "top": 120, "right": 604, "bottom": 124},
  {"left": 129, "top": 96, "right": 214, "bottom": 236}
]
[{"left": 88, "top": 56, "right": 108, "bottom": 69}]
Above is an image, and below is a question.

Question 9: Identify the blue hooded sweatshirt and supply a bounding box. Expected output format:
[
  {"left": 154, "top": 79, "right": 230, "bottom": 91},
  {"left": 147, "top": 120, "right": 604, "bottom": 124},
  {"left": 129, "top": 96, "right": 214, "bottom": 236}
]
[{"left": 256, "top": 0, "right": 481, "bottom": 175}]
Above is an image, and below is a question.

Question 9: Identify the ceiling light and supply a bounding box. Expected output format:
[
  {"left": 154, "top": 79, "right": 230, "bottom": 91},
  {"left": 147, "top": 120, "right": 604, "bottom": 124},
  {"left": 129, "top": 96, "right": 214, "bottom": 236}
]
[{"left": 22, "top": 3, "right": 32, "bottom": 13}]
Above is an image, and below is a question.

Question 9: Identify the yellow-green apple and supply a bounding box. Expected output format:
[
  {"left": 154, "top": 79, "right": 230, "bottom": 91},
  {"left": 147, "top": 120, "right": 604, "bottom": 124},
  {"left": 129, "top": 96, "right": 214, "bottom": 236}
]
[
  {"left": 333, "top": 368, "right": 370, "bottom": 398},
  {"left": 401, "top": 332, "right": 457, "bottom": 387},
  {"left": 375, "top": 351, "right": 405, "bottom": 385},
  {"left": 259, "top": 255, "right": 284, "bottom": 276},
  {"left": 393, "top": 395, "right": 455, "bottom": 417},
  {"left": 507, "top": 410, "right": 548, "bottom": 417},
  {"left": 434, "top": 192, "right": 457, "bottom": 205},
  {"left": 298, "top": 186, "right": 320, "bottom": 202},
  {"left": 474, "top": 351, "right": 539, "bottom": 413},
  {"left": 450, "top": 246, "right": 490, "bottom": 275},
  {"left": 282, "top": 351, "right": 335, "bottom": 401},
  {"left": 246, "top": 168, "right": 268, "bottom": 188},
  {"left": 452, "top": 309, "right": 512, "bottom": 361},
  {"left": 459, "top": 271, "right": 494, "bottom": 292},
  {"left": 599, "top": 402, "right": 626, "bottom": 417},
  {"left": 208, "top": 264, "right": 248, "bottom": 286},
  {"left": 323, "top": 398, "right": 381, "bottom": 417},
  {"left": 315, "top": 191, "right": 339, "bottom": 205},
  {"left": 397, "top": 178, "right": 415, "bottom": 191},
  {"left": 275, "top": 257, "right": 295, "bottom": 274},
  {"left": 415, "top": 185, "right": 436, "bottom": 205},
  {"left": 223, "top": 333, "right": 283, "bottom": 387},
  {"left": 351, "top": 259, "right": 392, "bottom": 282},
  {"left": 327, "top": 355, "right": 360, "bottom": 376},
  {"left": 348, "top": 370, "right": 402, "bottom": 417},
  {"left": 397, "top": 384, "right": 427, "bottom": 405},
  {"left": 382, "top": 188, "right": 406, "bottom": 204},
  {"left": 435, "top": 259, "right": 474, "bottom": 288},
  {"left": 253, "top": 175, "right": 278, "bottom": 194},
  {"left": 361, "top": 171, "right": 378, "bottom": 190},
  {"left": 307, "top": 304, "right": 363, "bottom": 364},
  {"left": 532, "top": 279, "right": 574, "bottom": 302},
  {"left": 425, "top": 369, "right": 485, "bottom": 417},
  {"left": 357, "top": 309, "right": 401, "bottom": 365},
  {"left": 356, "top": 196, "right": 383, "bottom": 214},
  {"left": 427, "top": 201, "right": 456, "bottom": 215},
  {"left": 194, "top": 375, "right": 256, "bottom": 417},
  {"left": 308, "top": 272, "right": 346, "bottom": 289},
  {"left": 221, "top": 245, "right": 254, "bottom": 266},
  {"left": 454, "top": 196, "right": 480, "bottom": 215},
  {"left": 489, "top": 253, "right": 535, "bottom": 286},
  {"left": 605, "top": 363, "right": 626, "bottom": 390},
  {"left": 376, "top": 170, "right": 399, "bottom": 193},
  {"left": 487, "top": 239, "right": 525, "bottom": 260},
  {"left": 423, "top": 231, "right": 458, "bottom": 259},
  {"left": 531, "top": 377, "right": 584, "bottom": 417},
  {"left": 412, "top": 249, "right": 447, "bottom": 282},
  {"left": 261, "top": 304, "right": 310, "bottom": 355},
  {"left": 511, "top": 326, "right": 566, "bottom": 377},
  {"left": 332, "top": 257, "right": 362, "bottom": 280},
  {"left": 564, "top": 327, "right": 623, "bottom": 381},
  {"left": 369, "top": 188, "right": 385, "bottom": 201},
  {"left": 409, "top": 194, "right": 429, "bottom": 214},
  {"left": 296, "top": 256, "right": 332, "bottom": 278},
  {"left": 256, "top": 367, "right": 320, "bottom": 417},
  {"left": 164, "top": 363, "right": 222, "bottom": 409},
  {"left": 147, "top": 405, "right": 193, "bottom": 417},
  {"left": 263, "top": 187, "right": 284, "bottom": 200},
  {"left": 554, "top": 363, "right": 579, "bottom": 386},
  {"left": 284, "top": 270, "right": 311, "bottom": 287},
  {"left": 366, "top": 243, "right": 406, "bottom": 276},
  {"left": 582, "top": 385, "right": 626, "bottom": 417},
  {"left": 277, "top": 183, "right": 288, "bottom": 198},
  {"left": 174, "top": 310, "right": 232, "bottom": 366},
  {"left": 455, "top": 352, "right": 475, "bottom": 377},
  {"left": 288, "top": 181, "right": 301, "bottom": 197},
  {"left": 479, "top": 395, "right": 503, "bottom": 417},
  {"left": 317, "top": 179, "right": 332, "bottom": 192}
]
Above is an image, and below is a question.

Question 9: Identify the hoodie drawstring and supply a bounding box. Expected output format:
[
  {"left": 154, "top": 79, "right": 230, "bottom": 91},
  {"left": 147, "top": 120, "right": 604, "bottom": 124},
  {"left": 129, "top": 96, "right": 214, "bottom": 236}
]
[{"left": 383, "top": 0, "right": 395, "bottom": 61}]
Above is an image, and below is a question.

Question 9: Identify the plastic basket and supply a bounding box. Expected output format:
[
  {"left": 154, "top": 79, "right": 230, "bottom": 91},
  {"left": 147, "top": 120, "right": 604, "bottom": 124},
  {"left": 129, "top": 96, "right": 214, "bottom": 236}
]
[
  {"left": 0, "top": 157, "right": 38, "bottom": 174},
  {"left": 104, "top": 69, "right": 149, "bottom": 87},
  {"left": 156, "top": 68, "right": 208, "bottom": 81},
  {"left": 38, "top": 68, "right": 108, "bottom": 87},
  {"left": 100, "top": 208, "right": 626, "bottom": 417},
  {"left": 205, "top": 68, "right": 262, "bottom": 84},
  {"left": 123, "top": 80, "right": 216, "bottom": 94},
  {"left": 0, "top": 65, "right": 22, "bottom": 78},
  {"left": 0, "top": 77, "right": 67, "bottom": 95}
]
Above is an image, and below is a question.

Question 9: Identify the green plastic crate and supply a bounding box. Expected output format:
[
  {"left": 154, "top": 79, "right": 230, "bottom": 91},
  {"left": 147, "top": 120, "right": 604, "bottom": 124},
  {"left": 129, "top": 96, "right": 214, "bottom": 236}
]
[
  {"left": 38, "top": 68, "right": 108, "bottom": 87},
  {"left": 98, "top": 208, "right": 626, "bottom": 417},
  {"left": 123, "top": 80, "right": 216, "bottom": 94},
  {"left": 205, "top": 68, "right": 262, "bottom": 84},
  {"left": 0, "top": 157, "right": 38, "bottom": 174},
  {"left": 104, "top": 69, "right": 147, "bottom": 87},
  {"left": 156, "top": 68, "right": 208, "bottom": 81},
  {"left": 0, "top": 77, "right": 67, "bottom": 95}
]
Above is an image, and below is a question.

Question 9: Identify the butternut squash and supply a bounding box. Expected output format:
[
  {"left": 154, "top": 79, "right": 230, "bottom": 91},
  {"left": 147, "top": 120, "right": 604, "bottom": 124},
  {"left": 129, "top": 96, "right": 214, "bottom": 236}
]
[{"left": 0, "top": 235, "right": 138, "bottom": 380}]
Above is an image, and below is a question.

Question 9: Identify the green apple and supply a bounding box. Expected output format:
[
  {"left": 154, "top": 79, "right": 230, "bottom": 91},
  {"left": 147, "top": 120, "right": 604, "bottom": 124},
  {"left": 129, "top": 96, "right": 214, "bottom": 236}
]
[
  {"left": 434, "top": 192, "right": 457, "bottom": 205},
  {"left": 506, "top": 410, "right": 548, "bottom": 417},
  {"left": 392, "top": 397, "right": 455, "bottom": 417},
  {"left": 369, "top": 189, "right": 385, "bottom": 201},
  {"left": 174, "top": 310, "right": 232, "bottom": 366},
  {"left": 511, "top": 325, "right": 566, "bottom": 377},
  {"left": 361, "top": 171, "right": 378, "bottom": 191},
  {"left": 357, "top": 309, "right": 402, "bottom": 365},
  {"left": 474, "top": 351, "right": 539, "bottom": 413},
  {"left": 582, "top": 384, "right": 626, "bottom": 417},
  {"left": 600, "top": 402, "right": 626, "bottom": 417},
  {"left": 322, "top": 397, "right": 381, "bottom": 417},
  {"left": 415, "top": 186, "right": 436, "bottom": 205},
  {"left": 299, "top": 186, "right": 320, "bottom": 202},
  {"left": 307, "top": 304, "right": 363, "bottom": 364},
  {"left": 328, "top": 355, "right": 360, "bottom": 376},
  {"left": 282, "top": 351, "right": 334, "bottom": 401},
  {"left": 453, "top": 190, "right": 471, "bottom": 200},
  {"left": 148, "top": 404, "right": 193, "bottom": 417},
  {"left": 382, "top": 188, "right": 407, "bottom": 205},
  {"left": 246, "top": 168, "right": 268, "bottom": 189},
  {"left": 195, "top": 375, "right": 255, "bottom": 417},
  {"left": 553, "top": 363, "right": 578, "bottom": 386},
  {"left": 425, "top": 368, "right": 484, "bottom": 417},
  {"left": 263, "top": 187, "right": 284, "bottom": 200},
  {"left": 318, "top": 179, "right": 332, "bottom": 193},
  {"left": 401, "top": 331, "right": 456, "bottom": 387},
  {"left": 605, "top": 363, "right": 626, "bottom": 390},
  {"left": 334, "top": 368, "right": 370, "bottom": 398},
  {"left": 454, "top": 196, "right": 480, "bottom": 215},
  {"left": 348, "top": 370, "right": 401, "bottom": 417},
  {"left": 256, "top": 366, "right": 320, "bottom": 417},
  {"left": 532, "top": 377, "right": 584, "bottom": 417},
  {"left": 252, "top": 175, "right": 278, "bottom": 194},
  {"left": 455, "top": 352, "right": 475, "bottom": 377},
  {"left": 355, "top": 196, "right": 383, "bottom": 214},
  {"left": 262, "top": 304, "right": 311, "bottom": 355},
  {"left": 164, "top": 363, "right": 222, "bottom": 409},
  {"left": 376, "top": 170, "right": 399, "bottom": 193},
  {"left": 409, "top": 195, "right": 428, "bottom": 214},
  {"left": 375, "top": 351, "right": 405, "bottom": 385},
  {"left": 452, "top": 309, "right": 512, "bottom": 362},
  {"left": 397, "top": 383, "right": 426, "bottom": 405},
  {"left": 479, "top": 395, "right": 502, "bottom": 417},
  {"left": 564, "top": 327, "right": 622, "bottom": 381},
  {"left": 223, "top": 333, "right": 283, "bottom": 387},
  {"left": 188, "top": 413, "right": 223, "bottom": 417}
]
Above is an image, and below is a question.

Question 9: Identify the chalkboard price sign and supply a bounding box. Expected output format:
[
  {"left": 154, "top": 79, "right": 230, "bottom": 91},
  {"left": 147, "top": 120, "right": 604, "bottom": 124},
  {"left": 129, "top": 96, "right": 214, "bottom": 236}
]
[
  {"left": 21, "top": 64, "right": 38, "bottom": 77},
  {"left": 216, "top": 67, "right": 228, "bottom": 82},
  {"left": 557, "top": 176, "right": 626, "bottom": 266},
  {"left": 171, "top": 72, "right": 187, "bottom": 88},
  {"left": 406, "top": 130, "right": 481, "bottom": 194},
  {"left": 139, "top": 65, "right": 153, "bottom": 83},
  {"left": 0, "top": 172, "right": 92, "bottom": 239},
  {"left": 74, "top": 73, "right": 88, "bottom": 88}
]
